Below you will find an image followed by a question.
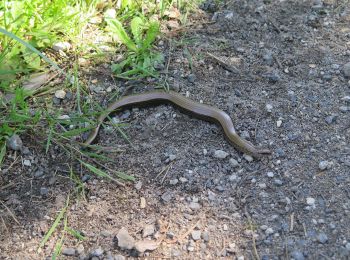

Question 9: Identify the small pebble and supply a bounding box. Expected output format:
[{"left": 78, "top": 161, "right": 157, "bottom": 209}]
[
  {"left": 243, "top": 154, "right": 253, "bottom": 162},
  {"left": 179, "top": 177, "right": 188, "bottom": 183},
  {"left": 169, "top": 179, "right": 178, "bottom": 185},
  {"left": 191, "top": 230, "right": 202, "bottom": 240},
  {"left": 306, "top": 197, "right": 316, "bottom": 206},
  {"left": 54, "top": 89, "right": 66, "bottom": 99},
  {"left": 40, "top": 187, "right": 49, "bottom": 196},
  {"left": 291, "top": 250, "right": 305, "bottom": 260},
  {"left": 325, "top": 115, "right": 337, "bottom": 124},
  {"left": 62, "top": 247, "right": 76, "bottom": 256},
  {"left": 343, "top": 62, "right": 350, "bottom": 78},
  {"left": 23, "top": 160, "right": 31, "bottom": 166},
  {"left": 319, "top": 160, "right": 330, "bottom": 171},
  {"left": 114, "top": 255, "right": 125, "bottom": 260},
  {"left": 229, "top": 158, "right": 239, "bottom": 167},
  {"left": 266, "top": 104, "right": 273, "bottom": 113},
  {"left": 276, "top": 120, "right": 282, "bottom": 127},
  {"left": 339, "top": 106, "right": 349, "bottom": 112},
  {"left": 189, "top": 202, "right": 201, "bottom": 210},
  {"left": 140, "top": 197, "right": 146, "bottom": 208},
  {"left": 265, "top": 228, "right": 274, "bottom": 235},
  {"left": 267, "top": 172, "right": 274, "bottom": 178},
  {"left": 187, "top": 74, "right": 196, "bottom": 84},
  {"left": 91, "top": 247, "right": 104, "bottom": 257},
  {"left": 116, "top": 228, "right": 135, "bottom": 250},
  {"left": 274, "top": 179, "right": 283, "bottom": 186},
  {"left": 317, "top": 233, "right": 328, "bottom": 244},
  {"left": 142, "top": 224, "right": 155, "bottom": 238},
  {"left": 214, "top": 150, "right": 229, "bottom": 159},
  {"left": 6, "top": 134, "right": 23, "bottom": 151},
  {"left": 52, "top": 42, "right": 71, "bottom": 51}
]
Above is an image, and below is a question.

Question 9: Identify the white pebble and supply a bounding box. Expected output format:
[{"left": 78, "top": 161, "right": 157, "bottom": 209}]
[
  {"left": 243, "top": 154, "right": 253, "bottom": 162},
  {"left": 54, "top": 90, "right": 66, "bottom": 99},
  {"left": 276, "top": 120, "right": 282, "bottom": 127},
  {"left": 306, "top": 197, "right": 316, "bottom": 205},
  {"left": 267, "top": 171, "right": 274, "bottom": 178},
  {"left": 23, "top": 159, "right": 31, "bottom": 166},
  {"left": 265, "top": 104, "right": 273, "bottom": 113},
  {"left": 214, "top": 150, "right": 229, "bottom": 159},
  {"left": 318, "top": 160, "right": 330, "bottom": 171}
]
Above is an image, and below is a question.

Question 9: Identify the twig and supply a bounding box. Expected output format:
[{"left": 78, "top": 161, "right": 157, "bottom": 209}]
[
  {"left": 161, "top": 162, "right": 174, "bottom": 184},
  {"left": 290, "top": 212, "right": 294, "bottom": 232},
  {"left": 0, "top": 200, "right": 20, "bottom": 225},
  {"left": 206, "top": 52, "right": 240, "bottom": 74},
  {"left": 155, "top": 162, "right": 174, "bottom": 181},
  {"left": 244, "top": 206, "right": 259, "bottom": 260}
]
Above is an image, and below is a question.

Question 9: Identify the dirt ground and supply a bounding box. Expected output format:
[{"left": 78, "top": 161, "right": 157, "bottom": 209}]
[{"left": 1, "top": 0, "right": 350, "bottom": 259}]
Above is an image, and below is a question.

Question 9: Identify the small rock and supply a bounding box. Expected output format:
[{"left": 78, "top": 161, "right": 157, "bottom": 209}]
[
  {"left": 274, "top": 179, "right": 283, "bottom": 186},
  {"left": 161, "top": 192, "right": 172, "bottom": 202},
  {"left": 263, "top": 51, "right": 273, "bottom": 65},
  {"left": 142, "top": 224, "right": 155, "bottom": 238},
  {"left": 265, "top": 228, "right": 274, "bottom": 235},
  {"left": 202, "top": 231, "right": 210, "bottom": 242},
  {"left": 140, "top": 197, "right": 146, "bottom": 208},
  {"left": 243, "top": 154, "right": 253, "bottom": 162},
  {"left": 23, "top": 159, "right": 31, "bottom": 166},
  {"left": 266, "top": 104, "right": 273, "bottom": 113},
  {"left": 40, "top": 187, "right": 48, "bottom": 196},
  {"left": 101, "top": 230, "right": 112, "bottom": 237},
  {"left": 343, "top": 62, "right": 350, "bottom": 78},
  {"left": 189, "top": 202, "right": 201, "bottom": 210},
  {"left": 135, "top": 181, "right": 142, "bottom": 190},
  {"left": 114, "top": 255, "right": 126, "bottom": 260},
  {"left": 339, "top": 106, "right": 349, "bottom": 112},
  {"left": 116, "top": 228, "right": 135, "bottom": 250},
  {"left": 325, "top": 115, "right": 337, "bottom": 124},
  {"left": 229, "top": 174, "right": 239, "bottom": 182},
  {"left": 134, "top": 240, "right": 159, "bottom": 253},
  {"left": 169, "top": 179, "right": 178, "bottom": 185},
  {"left": 179, "top": 177, "right": 188, "bottom": 183},
  {"left": 306, "top": 197, "right": 316, "bottom": 206},
  {"left": 33, "top": 169, "right": 45, "bottom": 178},
  {"left": 52, "top": 42, "right": 71, "bottom": 52},
  {"left": 229, "top": 158, "right": 239, "bottom": 167},
  {"left": 191, "top": 230, "right": 201, "bottom": 240},
  {"left": 319, "top": 160, "right": 330, "bottom": 171},
  {"left": 91, "top": 247, "right": 104, "bottom": 257},
  {"left": 259, "top": 183, "right": 267, "bottom": 189},
  {"left": 168, "top": 154, "right": 176, "bottom": 161},
  {"left": 54, "top": 89, "right": 66, "bottom": 99},
  {"left": 291, "top": 250, "right": 305, "bottom": 260},
  {"left": 267, "top": 172, "right": 274, "bottom": 178},
  {"left": 341, "top": 96, "right": 350, "bottom": 103},
  {"left": 76, "top": 244, "right": 84, "bottom": 255},
  {"left": 6, "top": 134, "right": 23, "bottom": 151},
  {"left": 214, "top": 150, "right": 229, "bottom": 159},
  {"left": 52, "top": 97, "right": 61, "bottom": 105},
  {"left": 81, "top": 175, "right": 91, "bottom": 182},
  {"left": 276, "top": 120, "right": 282, "bottom": 127},
  {"left": 187, "top": 74, "right": 196, "bottom": 84},
  {"left": 317, "top": 233, "right": 328, "bottom": 244},
  {"left": 62, "top": 247, "right": 76, "bottom": 256}
]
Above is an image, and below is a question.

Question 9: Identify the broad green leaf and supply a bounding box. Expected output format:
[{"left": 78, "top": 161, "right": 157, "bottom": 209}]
[
  {"left": 142, "top": 21, "right": 160, "bottom": 51},
  {"left": 130, "top": 17, "right": 143, "bottom": 46},
  {"left": 105, "top": 19, "right": 136, "bottom": 52}
]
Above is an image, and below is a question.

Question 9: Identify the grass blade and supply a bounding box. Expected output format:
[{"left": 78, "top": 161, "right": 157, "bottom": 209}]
[
  {"left": 39, "top": 196, "right": 69, "bottom": 249},
  {"left": 0, "top": 27, "right": 66, "bottom": 76},
  {"left": 79, "top": 160, "right": 125, "bottom": 185},
  {"left": 0, "top": 143, "right": 6, "bottom": 167}
]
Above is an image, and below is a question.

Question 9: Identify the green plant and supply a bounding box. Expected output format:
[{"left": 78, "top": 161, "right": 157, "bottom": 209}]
[{"left": 106, "top": 16, "right": 163, "bottom": 79}]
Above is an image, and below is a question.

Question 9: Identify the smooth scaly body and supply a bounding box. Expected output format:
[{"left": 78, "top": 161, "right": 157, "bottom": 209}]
[{"left": 84, "top": 91, "right": 271, "bottom": 158}]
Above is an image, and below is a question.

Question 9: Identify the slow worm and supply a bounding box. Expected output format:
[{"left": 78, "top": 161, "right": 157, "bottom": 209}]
[{"left": 84, "top": 91, "right": 271, "bottom": 158}]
